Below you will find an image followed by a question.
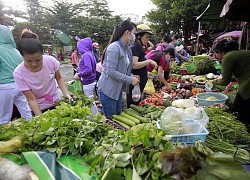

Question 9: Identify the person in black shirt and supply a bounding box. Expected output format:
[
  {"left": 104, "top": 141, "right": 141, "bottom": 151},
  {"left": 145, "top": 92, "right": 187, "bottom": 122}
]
[{"left": 127, "top": 24, "right": 157, "bottom": 107}]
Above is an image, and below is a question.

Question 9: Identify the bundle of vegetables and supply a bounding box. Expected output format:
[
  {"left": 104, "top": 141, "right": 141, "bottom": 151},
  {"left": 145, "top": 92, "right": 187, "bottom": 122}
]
[
  {"left": 112, "top": 104, "right": 165, "bottom": 129},
  {"left": 0, "top": 101, "right": 114, "bottom": 157},
  {"left": 83, "top": 123, "right": 178, "bottom": 180},
  {"left": 170, "top": 62, "right": 181, "bottom": 74},
  {"left": 180, "top": 62, "right": 191, "bottom": 70},
  {"left": 84, "top": 123, "right": 250, "bottom": 180},
  {"left": 205, "top": 136, "right": 250, "bottom": 164},
  {"left": 160, "top": 145, "right": 250, "bottom": 180},
  {"left": 192, "top": 56, "right": 215, "bottom": 75},
  {"left": 62, "top": 94, "right": 94, "bottom": 107},
  {"left": 205, "top": 107, "right": 250, "bottom": 144}
]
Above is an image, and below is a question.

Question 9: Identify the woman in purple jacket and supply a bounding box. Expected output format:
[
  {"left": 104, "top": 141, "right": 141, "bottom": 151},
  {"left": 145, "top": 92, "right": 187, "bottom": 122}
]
[{"left": 74, "top": 37, "right": 98, "bottom": 115}]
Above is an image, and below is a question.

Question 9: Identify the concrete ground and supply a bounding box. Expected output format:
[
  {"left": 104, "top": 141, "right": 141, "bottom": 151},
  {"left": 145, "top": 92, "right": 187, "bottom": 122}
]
[{"left": 60, "top": 63, "right": 74, "bottom": 83}]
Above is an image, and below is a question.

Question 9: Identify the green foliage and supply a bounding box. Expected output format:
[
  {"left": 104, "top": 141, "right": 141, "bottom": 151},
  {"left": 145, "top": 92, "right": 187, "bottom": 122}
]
[
  {"left": 0, "top": 99, "right": 113, "bottom": 158},
  {"left": 7, "top": 0, "right": 121, "bottom": 49},
  {"left": 205, "top": 107, "right": 250, "bottom": 145},
  {"left": 147, "top": 0, "right": 210, "bottom": 39},
  {"left": 83, "top": 123, "right": 176, "bottom": 179}
]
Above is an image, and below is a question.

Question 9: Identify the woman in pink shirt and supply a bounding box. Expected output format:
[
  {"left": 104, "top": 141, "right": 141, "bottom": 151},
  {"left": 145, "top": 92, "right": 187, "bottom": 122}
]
[
  {"left": 13, "top": 29, "right": 71, "bottom": 116},
  {"left": 71, "top": 48, "right": 78, "bottom": 75}
]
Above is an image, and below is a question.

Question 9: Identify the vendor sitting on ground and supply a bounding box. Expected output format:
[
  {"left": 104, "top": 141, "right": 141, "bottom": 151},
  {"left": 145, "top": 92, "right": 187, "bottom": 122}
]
[
  {"left": 146, "top": 48, "right": 175, "bottom": 90},
  {"left": 213, "top": 39, "right": 250, "bottom": 131}
]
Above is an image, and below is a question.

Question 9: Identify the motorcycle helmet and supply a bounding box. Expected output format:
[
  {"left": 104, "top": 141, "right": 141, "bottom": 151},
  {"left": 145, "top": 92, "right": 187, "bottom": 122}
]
[{"left": 136, "top": 24, "right": 153, "bottom": 35}]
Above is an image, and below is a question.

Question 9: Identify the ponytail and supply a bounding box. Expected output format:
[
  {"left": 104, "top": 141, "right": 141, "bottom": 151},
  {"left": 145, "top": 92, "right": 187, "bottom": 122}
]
[
  {"left": 17, "top": 29, "right": 43, "bottom": 56},
  {"left": 101, "top": 20, "right": 136, "bottom": 63}
]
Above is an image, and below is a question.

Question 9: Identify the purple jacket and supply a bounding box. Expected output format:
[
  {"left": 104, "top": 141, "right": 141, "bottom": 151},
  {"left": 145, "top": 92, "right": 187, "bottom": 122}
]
[{"left": 77, "top": 37, "right": 96, "bottom": 85}]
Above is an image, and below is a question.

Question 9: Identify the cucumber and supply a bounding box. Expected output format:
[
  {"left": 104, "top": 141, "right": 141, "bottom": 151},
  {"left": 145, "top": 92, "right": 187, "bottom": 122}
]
[
  {"left": 144, "top": 113, "right": 151, "bottom": 118},
  {"left": 130, "top": 104, "right": 144, "bottom": 114},
  {"left": 158, "top": 106, "right": 166, "bottom": 109},
  {"left": 121, "top": 112, "right": 140, "bottom": 124},
  {"left": 150, "top": 112, "right": 154, "bottom": 120},
  {"left": 154, "top": 110, "right": 162, "bottom": 119},
  {"left": 143, "top": 103, "right": 153, "bottom": 108},
  {"left": 144, "top": 105, "right": 157, "bottom": 114},
  {"left": 112, "top": 119, "right": 131, "bottom": 129},
  {"left": 113, "top": 115, "right": 136, "bottom": 127},
  {"left": 126, "top": 109, "right": 149, "bottom": 123},
  {"left": 127, "top": 108, "right": 140, "bottom": 115}
]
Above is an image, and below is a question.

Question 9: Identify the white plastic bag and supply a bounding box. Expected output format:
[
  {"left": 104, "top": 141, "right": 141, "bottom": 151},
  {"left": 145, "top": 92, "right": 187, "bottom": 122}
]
[
  {"left": 160, "top": 107, "right": 208, "bottom": 134},
  {"left": 132, "top": 84, "right": 141, "bottom": 102},
  {"left": 184, "top": 107, "right": 209, "bottom": 128}
]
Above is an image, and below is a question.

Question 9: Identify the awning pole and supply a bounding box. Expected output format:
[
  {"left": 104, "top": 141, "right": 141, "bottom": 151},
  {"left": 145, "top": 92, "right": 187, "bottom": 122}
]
[{"left": 196, "top": 21, "right": 201, "bottom": 55}]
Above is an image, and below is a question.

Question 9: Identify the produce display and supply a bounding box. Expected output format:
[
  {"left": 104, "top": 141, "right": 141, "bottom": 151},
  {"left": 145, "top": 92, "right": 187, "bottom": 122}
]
[
  {"left": 111, "top": 104, "right": 165, "bottom": 130},
  {"left": 0, "top": 96, "right": 113, "bottom": 157},
  {"left": 205, "top": 107, "right": 250, "bottom": 145},
  {"left": 1, "top": 67, "right": 250, "bottom": 179}
]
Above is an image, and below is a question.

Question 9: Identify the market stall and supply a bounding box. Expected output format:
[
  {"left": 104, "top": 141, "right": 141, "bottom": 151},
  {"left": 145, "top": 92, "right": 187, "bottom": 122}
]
[{"left": 1, "top": 57, "right": 250, "bottom": 179}]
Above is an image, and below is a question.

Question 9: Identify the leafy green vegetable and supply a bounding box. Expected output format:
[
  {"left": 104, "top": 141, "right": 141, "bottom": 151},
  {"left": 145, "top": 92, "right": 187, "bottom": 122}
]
[
  {"left": 205, "top": 107, "right": 250, "bottom": 145},
  {"left": 0, "top": 100, "right": 114, "bottom": 157},
  {"left": 83, "top": 123, "right": 176, "bottom": 179}
]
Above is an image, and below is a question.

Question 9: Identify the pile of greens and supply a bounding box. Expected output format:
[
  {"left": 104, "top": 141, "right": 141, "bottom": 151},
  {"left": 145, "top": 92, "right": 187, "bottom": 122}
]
[
  {"left": 205, "top": 107, "right": 250, "bottom": 145},
  {"left": 192, "top": 56, "right": 215, "bottom": 75},
  {"left": 83, "top": 123, "right": 177, "bottom": 179},
  {"left": 0, "top": 100, "right": 113, "bottom": 158}
]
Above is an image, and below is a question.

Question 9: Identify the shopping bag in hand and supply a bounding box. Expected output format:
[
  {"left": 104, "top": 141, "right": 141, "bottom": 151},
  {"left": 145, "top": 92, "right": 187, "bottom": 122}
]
[
  {"left": 144, "top": 79, "right": 155, "bottom": 94},
  {"left": 67, "top": 80, "right": 83, "bottom": 96},
  {"left": 132, "top": 84, "right": 141, "bottom": 102}
]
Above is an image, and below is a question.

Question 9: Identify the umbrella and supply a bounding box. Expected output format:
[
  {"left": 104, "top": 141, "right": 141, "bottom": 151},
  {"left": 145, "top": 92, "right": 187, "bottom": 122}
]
[
  {"left": 54, "top": 29, "right": 72, "bottom": 46},
  {"left": 216, "top": 30, "right": 242, "bottom": 41}
]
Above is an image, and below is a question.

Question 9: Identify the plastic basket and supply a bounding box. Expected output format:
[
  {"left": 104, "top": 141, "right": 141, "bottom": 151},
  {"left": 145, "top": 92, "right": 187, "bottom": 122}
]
[
  {"left": 197, "top": 92, "right": 228, "bottom": 106},
  {"left": 156, "top": 121, "right": 209, "bottom": 144}
]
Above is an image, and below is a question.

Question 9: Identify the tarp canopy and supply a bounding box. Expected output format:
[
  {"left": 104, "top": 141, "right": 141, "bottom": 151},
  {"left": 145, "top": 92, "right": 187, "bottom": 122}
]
[
  {"left": 216, "top": 30, "right": 242, "bottom": 41},
  {"left": 196, "top": 0, "right": 227, "bottom": 22},
  {"left": 197, "top": 0, "right": 250, "bottom": 22},
  {"left": 220, "top": 0, "right": 250, "bottom": 22}
]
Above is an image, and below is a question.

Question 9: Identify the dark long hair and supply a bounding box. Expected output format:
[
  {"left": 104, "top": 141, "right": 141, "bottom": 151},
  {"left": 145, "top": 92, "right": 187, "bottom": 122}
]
[
  {"left": 162, "top": 35, "right": 172, "bottom": 43},
  {"left": 101, "top": 20, "right": 136, "bottom": 63},
  {"left": 17, "top": 29, "right": 43, "bottom": 56},
  {"left": 135, "top": 32, "right": 148, "bottom": 55},
  {"left": 213, "top": 39, "right": 239, "bottom": 53}
]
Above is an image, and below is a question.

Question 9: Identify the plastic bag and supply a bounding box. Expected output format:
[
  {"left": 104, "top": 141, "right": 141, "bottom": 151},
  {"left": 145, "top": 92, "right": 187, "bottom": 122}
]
[
  {"left": 132, "top": 84, "right": 141, "bottom": 102},
  {"left": 160, "top": 107, "right": 208, "bottom": 134},
  {"left": 184, "top": 107, "right": 209, "bottom": 128},
  {"left": 67, "top": 80, "right": 83, "bottom": 96},
  {"left": 144, "top": 79, "right": 155, "bottom": 94}
]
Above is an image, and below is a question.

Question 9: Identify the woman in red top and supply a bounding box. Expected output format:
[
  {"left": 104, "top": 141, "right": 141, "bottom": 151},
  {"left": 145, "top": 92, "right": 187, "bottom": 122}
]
[
  {"left": 71, "top": 48, "right": 78, "bottom": 75},
  {"left": 147, "top": 48, "right": 175, "bottom": 88}
]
